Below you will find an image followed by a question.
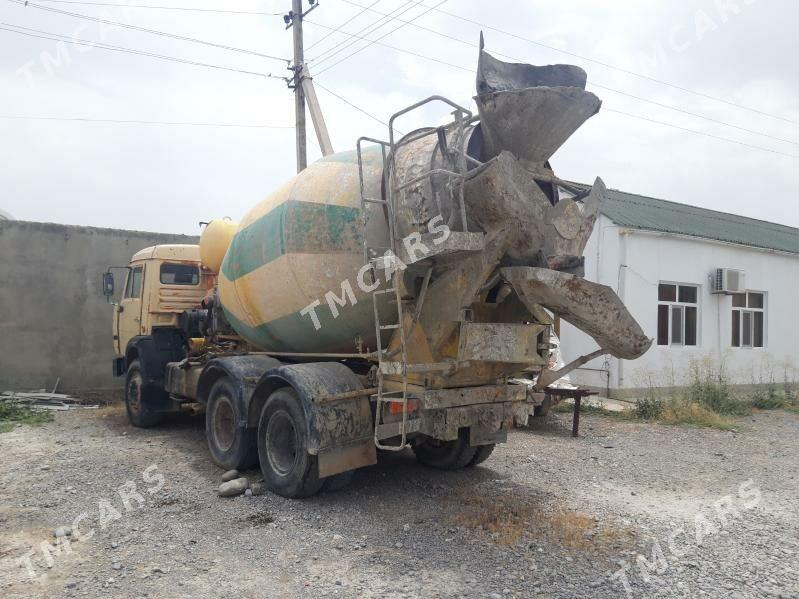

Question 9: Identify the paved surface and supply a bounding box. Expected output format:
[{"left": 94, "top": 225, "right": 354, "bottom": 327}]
[{"left": 1, "top": 404, "right": 797, "bottom": 598}]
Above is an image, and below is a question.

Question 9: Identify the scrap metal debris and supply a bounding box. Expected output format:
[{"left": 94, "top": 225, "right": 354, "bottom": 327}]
[{"left": 0, "top": 391, "right": 99, "bottom": 411}]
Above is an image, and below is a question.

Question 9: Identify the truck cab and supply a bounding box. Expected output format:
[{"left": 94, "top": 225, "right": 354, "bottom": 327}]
[{"left": 111, "top": 244, "right": 211, "bottom": 361}]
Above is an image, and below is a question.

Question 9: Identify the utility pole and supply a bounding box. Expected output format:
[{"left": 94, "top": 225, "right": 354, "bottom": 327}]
[
  {"left": 290, "top": 0, "right": 306, "bottom": 173},
  {"left": 285, "top": 0, "right": 331, "bottom": 172}
]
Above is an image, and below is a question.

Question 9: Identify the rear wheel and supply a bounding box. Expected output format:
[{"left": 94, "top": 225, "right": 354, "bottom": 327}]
[
  {"left": 412, "top": 429, "right": 477, "bottom": 470},
  {"left": 206, "top": 377, "right": 257, "bottom": 470},
  {"left": 322, "top": 469, "right": 355, "bottom": 493},
  {"left": 257, "top": 387, "right": 324, "bottom": 498},
  {"left": 125, "top": 359, "right": 163, "bottom": 428},
  {"left": 466, "top": 443, "right": 495, "bottom": 467}
]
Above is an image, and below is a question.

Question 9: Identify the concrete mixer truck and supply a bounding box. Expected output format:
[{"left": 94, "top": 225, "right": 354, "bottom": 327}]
[{"left": 104, "top": 43, "right": 651, "bottom": 498}]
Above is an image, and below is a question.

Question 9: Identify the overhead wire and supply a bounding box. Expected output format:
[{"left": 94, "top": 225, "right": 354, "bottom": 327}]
[
  {"left": 5, "top": 0, "right": 794, "bottom": 159},
  {"left": 0, "top": 115, "right": 294, "bottom": 128},
  {"left": 305, "top": 0, "right": 383, "bottom": 52},
  {"left": 314, "top": 0, "right": 448, "bottom": 75},
  {"left": 305, "top": 10, "right": 799, "bottom": 150},
  {"left": 26, "top": 0, "right": 284, "bottom": 16},
  {"left": 309, "top": 0, "right": 417, "bottom": 65},
  {"left": 305, "top": 18, "right": 469, "bottom": 73},
  {"left": 418, "top": 1, "right": 799, "bottom": 128},
  {"left": 313, "top": 80, "right": 392, "bottom": 130},
  {"left": 7, "top": 0, "right": 289, "bottom": 62},
  {"left": 603, "top": 109, "right": 799, "bottom": 160},
  {"left": 0, "top": 22, "right": 287, "bottom": 79}
]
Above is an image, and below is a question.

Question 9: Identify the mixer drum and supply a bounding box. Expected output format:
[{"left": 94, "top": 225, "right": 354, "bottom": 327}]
[{"left": 217, "top": 149, "right": 387, "bottom": 353}]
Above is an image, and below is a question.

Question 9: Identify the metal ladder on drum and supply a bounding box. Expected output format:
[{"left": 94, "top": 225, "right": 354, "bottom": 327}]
[
  {"left": 356, "top": 137, "right": 411, "bottom": 451},
  {"left": 356, "top": 96, "right": 473, "bottom": 451}
]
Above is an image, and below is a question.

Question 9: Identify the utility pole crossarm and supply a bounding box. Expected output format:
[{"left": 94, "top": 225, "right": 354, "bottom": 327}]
[{"left": 301, "top": 64, "right": 334, "bottom": 156}]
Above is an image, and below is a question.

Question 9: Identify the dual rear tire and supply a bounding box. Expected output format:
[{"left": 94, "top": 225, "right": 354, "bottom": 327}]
[
  {"left": 205, "top": 377, "right": 258, "bottom": 471},
  {"left": 206, "top": 383, "right": 350, "bottom": 498},
  {"left": 412, "top": 429, "right": 495, "bottom": 469}
]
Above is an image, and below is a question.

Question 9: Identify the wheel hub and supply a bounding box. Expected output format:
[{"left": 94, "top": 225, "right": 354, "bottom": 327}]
[
  {"left": 213, "top": 397, "right": 236, "bottom": 452},
  {"left": 265, "top": 409, "right": 299, "bottom": 477},
  {"left": 127, "top": 375, "right": 142, "bottom": 412}
]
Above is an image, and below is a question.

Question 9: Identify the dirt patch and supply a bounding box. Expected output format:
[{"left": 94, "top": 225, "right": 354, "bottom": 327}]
[
  {"left": 241, "top": 511, "right": 275, "bottom": 526},
  {"left": 448, "top": 486, "right": 632, "bottom": 553},
  {"left": 0, "top": 407, "right": 797, "bottom": 598}
]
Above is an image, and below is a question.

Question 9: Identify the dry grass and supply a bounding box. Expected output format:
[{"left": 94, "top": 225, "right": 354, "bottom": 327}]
[
  {"left": 660, "top": 400, "right": 738, "bottom": 431},
  {"left": 450, "top": 488, "right": 535, "bottom": 546},
  {"left": 447, "top": 487, "right": 631, "bottom": 552}
]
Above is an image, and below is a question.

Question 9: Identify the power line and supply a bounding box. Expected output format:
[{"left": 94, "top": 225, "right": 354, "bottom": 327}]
[
  {"left": 0, "top": 22, "right": 287, "bottom": 79},
  {"left": 590, "top": 83, "right": 799, "bottom": 149},
  {"left": 334, "top": 0, "right": 799, "bottom": 128},
  {"left": 603, "top": 109, "right": 799, "bottom": 160},
  {"left": 309, "top": 9, "right": 799, "bottom": 149},
  {"left": 30, "top": 0, "right": 284, "bottom": 16},
  {"left": 420, "top": 2, "right": 799, "bottom": 128},
  {"left": 7, "top": 0, "right": 289, "bottom": 62},
  {"left": 305, "top": 0, "right": 383, "bottom": 52},
  {"left": 0, "top": 115, "right": 294, "bottom": 128},
  {"left": 315, "top": 0, "right": 447, "bottom": 75},
  {"left": 305, "top": 18, "right": 469, "bottom": 73},
  {"left": 314, "top": 80, "right": 391, "bottom": 129},
  {"left": 310, "top": 0, "right": 416, "bottom": 65}
]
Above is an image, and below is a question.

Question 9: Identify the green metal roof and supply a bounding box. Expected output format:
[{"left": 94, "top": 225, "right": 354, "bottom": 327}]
[{"left": 598, "top": 188, "right": 799, "bottom": 255}]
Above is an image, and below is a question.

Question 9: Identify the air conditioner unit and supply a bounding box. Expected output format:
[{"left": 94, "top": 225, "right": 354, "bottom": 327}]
[{"left": 712, "top": 268, "right": 746, "bottom": 294}]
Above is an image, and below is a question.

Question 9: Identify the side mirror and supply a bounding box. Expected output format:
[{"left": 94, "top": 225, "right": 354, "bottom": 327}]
[{"left": 102, "top": 271, "right": 115, "bottom": 299}]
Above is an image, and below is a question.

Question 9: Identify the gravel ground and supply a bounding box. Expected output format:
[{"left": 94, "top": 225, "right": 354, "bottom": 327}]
[{"left": 1, "top": 404, "right": 797, "bottom": 598}]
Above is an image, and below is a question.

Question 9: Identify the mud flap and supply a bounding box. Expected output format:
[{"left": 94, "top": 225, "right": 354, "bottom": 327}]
[{"left": 252, "top": 362, "right": 377, "bottom": 478}]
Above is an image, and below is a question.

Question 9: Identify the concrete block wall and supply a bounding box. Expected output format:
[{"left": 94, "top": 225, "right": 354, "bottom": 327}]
[{"left": 0, "top": 220, "right": 198, "bottom": 393}]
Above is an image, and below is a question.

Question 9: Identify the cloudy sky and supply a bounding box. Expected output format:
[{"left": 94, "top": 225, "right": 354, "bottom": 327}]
[{"left": 1, "top": 0, "right": 797, "bottom": 234}]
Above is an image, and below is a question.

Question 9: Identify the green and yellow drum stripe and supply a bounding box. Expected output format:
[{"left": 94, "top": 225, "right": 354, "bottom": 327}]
[{"left": 216, "top": 148, "right": 386, "bottom": 353}]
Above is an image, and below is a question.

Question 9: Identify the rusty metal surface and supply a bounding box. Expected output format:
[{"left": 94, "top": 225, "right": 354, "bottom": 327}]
[
  {"left": 457, "top": 322, "right": 548, "bottom": 364},
  {"left": 477, "top": 42, "right": 587, "bottom": 94},
  {"left": 477, "top": 87, "right": 601, "bottom": 169},
  {"left": 413, "top": 397, "right": 539, "bottom": 443},
  {"left": 501, "top": 267, "right": 652, "bottom": 359},
  {"left": 475, "top": 46, "right": 598, "bottom": 169},
  {"left": 315, "top": 387, "right": 377, "bottom": 404},
  {"left": 397, "top": 231, "right": 485, "bottom": 265},
  {"left": 420, "top": 384, "right": 526, "bottom": 410},
  {"left": 317, "top": 440, "right": 376, "bottom": 478},
  {"left": 164, "top": 362, "right": 202, "bottom": 400},
  {"left": 252, "top": 363, "right": 374, "bottom": 455}
]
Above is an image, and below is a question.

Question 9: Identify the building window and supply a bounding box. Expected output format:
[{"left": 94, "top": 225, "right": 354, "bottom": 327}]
[
  {"left": 732, "top": 292, "right": 765, "bottom": 348},
  {"left": 657, "top": 283, "right": 698, "bottom": 346}
]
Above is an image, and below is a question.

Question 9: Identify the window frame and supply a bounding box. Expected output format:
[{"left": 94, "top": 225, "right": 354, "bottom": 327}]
[
  {"left": 159, "top": 262, "right": 200, "bottom": 286},
  {"left": 124, "top": 266, "right": 143, "bottom": 299},
  {"left": 657, "top": 282, "right": 700, "bottom": 347},
  {"left": 731, "top": 291, "right": 766, "bottom": 349}
]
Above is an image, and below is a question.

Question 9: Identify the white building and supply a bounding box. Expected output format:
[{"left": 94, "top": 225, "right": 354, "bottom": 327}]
[{"left": 559, "top": 188, "right": 799, "bottom": 398}]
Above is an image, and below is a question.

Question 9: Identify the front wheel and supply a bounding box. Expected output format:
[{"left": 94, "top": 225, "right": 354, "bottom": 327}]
[
  {"left": 257, "top": 387, "right": 324, "bottom": 498},
  {"left": 125, "top": 359, "right": 163, "bottom": 428},
  {"left": 206, "top": 377, "right": 257, "bottom": 470}
]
